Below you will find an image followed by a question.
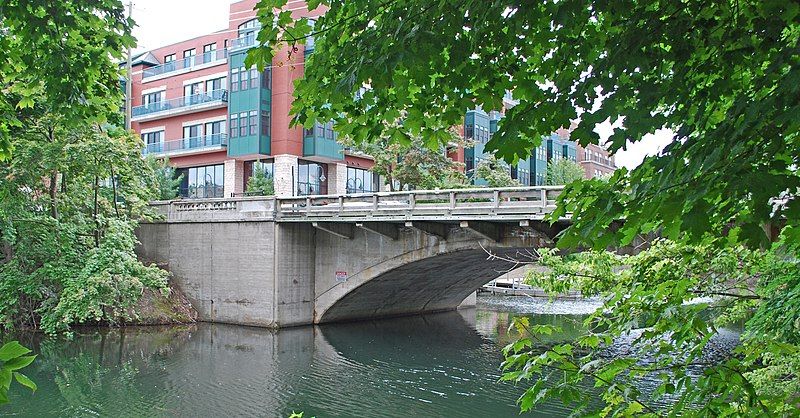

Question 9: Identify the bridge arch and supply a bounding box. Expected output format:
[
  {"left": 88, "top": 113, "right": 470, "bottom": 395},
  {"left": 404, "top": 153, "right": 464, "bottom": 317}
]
[{"left": 314, "top": 227, "right": 551, "bottom": 323}]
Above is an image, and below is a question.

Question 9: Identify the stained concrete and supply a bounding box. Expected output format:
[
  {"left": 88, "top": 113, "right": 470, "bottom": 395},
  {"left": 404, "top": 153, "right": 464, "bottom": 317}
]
[{"left": 136, "top": 220, "right": 553, "bottom": 328}]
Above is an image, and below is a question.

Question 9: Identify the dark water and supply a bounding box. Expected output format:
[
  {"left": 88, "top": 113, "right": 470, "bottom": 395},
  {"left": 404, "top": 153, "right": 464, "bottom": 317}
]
[{"left": 2, "top": 296, "right": 738, "bottom": 417}]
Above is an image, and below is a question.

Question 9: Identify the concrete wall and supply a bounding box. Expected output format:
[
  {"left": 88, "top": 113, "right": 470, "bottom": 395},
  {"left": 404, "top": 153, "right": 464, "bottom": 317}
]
[
  {"left": 137, "top": 221, "right": 278, "bottom": 327},
  {"left": 136, "top": 220, "right": 553, "bottom": 328}
]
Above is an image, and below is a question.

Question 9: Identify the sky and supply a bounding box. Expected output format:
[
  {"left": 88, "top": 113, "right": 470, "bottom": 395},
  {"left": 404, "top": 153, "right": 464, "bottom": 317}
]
[{"left": 130, "top": 0, "right": 672, "bottom": 169}]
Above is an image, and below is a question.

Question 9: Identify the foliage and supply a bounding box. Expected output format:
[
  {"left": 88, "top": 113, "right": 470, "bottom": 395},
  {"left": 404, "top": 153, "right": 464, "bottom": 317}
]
[
  {"left": 0, "top": 113, "right": 169, "bottom": 335},
  {"left": 0, "top": 0, "right": 134, "bottom": 160},
  {"left": 545, "top": 158, "right": 584, "bottom": 186},
  {"left": 473, "top": 156, "right": 520, "bottom": 188},
  {"left": 146, "top": 157, "right": 183, "bottom": 201},
  {"left": 252, "top": 4, "right": 799, "bottom": 415},
  {"left": 340, "top": 131, "right": 468, "bottom": 191},
  {"left": 246, "top": 164, "right": 275, "bottom": 196},
  {"left": 252, "top": 0, "right": 799, "bottom": 248},
  {"left": 0, "top": 341, "right": 36, "bottom": 404},
  {"left": 501, "top": 238, "right": 799, "bottom": 416}
]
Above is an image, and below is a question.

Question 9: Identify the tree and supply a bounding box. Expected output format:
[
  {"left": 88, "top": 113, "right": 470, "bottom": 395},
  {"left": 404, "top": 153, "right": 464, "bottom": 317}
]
[
  {"left": 473, "top": 155, "right": 520, "bottom": 187},
  {"left": 545, "top": 158, "right": 584, "bottom": 186},
  {"left": 252, "top": 0, "right": 800, "bottom": 415},
  {"left": 246, "top": 163, "right": 276, "bottom": 196},
  {"left": 0, "top": 0, "right": 134, "bottom": 160},
  {"left": 0, "top": 113, "right": 169, "bottom": 335},
  {"left": 339, "top": 131, "right": 468, "bottom": 191},
  {"left": 146, "top": 157, "right": 183, "bottom": 200}
]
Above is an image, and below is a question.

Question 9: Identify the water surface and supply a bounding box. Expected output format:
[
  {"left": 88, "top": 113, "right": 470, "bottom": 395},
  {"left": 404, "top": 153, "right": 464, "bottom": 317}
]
[{"left": 2, "top": 296, "right": 736, "bottom": 417}]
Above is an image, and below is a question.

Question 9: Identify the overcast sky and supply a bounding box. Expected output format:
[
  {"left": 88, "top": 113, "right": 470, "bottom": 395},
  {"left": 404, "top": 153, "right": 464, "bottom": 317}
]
[{"left": 130, "top": 0, "right": 672, "bottom": 169}]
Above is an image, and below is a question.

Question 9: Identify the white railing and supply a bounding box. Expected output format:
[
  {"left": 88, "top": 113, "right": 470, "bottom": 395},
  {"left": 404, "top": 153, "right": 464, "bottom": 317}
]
[{"left": 150, "top": 187, "right": 564, "bottom": 223}]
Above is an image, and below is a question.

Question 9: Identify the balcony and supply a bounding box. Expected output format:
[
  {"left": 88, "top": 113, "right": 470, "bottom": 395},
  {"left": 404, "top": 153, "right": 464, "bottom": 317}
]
[
  {"left": 142, "top": 49, "right": 229, "bottom": 81},
  {"left": 143, "top": 134, "right": 228, "bottom": 157},
  {"left": 229, "top": 34, "right": 257, "bottom": 51},
  {"left": 131, "top": 89, "right": 228, "bottom": 122}
]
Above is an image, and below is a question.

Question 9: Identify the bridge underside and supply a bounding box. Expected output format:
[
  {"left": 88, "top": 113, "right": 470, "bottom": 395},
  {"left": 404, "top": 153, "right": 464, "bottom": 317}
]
[{"left": 319, "top": 248, "right": 525, "bottom": 323}]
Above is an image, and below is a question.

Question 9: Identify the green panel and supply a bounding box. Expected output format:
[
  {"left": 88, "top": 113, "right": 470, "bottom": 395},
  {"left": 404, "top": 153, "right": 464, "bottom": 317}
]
[
  {"left": 303, "top": 136, "right": 343, "bottom": 160},
  {"left": 227, "top": 50, "right": 271, "bottom": 157}
]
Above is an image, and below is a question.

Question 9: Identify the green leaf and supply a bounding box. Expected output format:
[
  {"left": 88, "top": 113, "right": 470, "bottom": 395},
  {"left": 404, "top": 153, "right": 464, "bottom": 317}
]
[
  {"left": 0, "top": 368, "right": 11, "bottom": 390},
  {"left": 2, "top": 355, "right": 36, "bottom": 371},
  {"left": 13, "top": 372, "right": 36, "bottom": 392},
  {"left": 0, "top": 341, "right": 30, "bottom": 361}
]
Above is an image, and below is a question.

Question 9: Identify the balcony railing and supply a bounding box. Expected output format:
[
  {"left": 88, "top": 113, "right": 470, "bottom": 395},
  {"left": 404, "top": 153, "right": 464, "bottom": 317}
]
[
  {"left": 143, "top": 134, "right": 228, "bottom": 156},
  {"left": 142, "top": 49, "right": 229, "bottom": 79},
  {"left": 230, "top": 34, "right": 257, "bottom": 50},
  {"left": 132, "top": 89, "right": 228, "bottom": 119}
]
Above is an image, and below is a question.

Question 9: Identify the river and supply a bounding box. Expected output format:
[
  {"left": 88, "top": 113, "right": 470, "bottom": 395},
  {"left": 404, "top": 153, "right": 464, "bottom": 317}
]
[{"left": 3, "top": 295, "right": 738, "bottom": 417}]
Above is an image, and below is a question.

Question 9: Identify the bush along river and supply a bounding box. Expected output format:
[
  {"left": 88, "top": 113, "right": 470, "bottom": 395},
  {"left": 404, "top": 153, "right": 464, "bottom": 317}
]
[{"left": 3, "top": 295, "right": 740, "bottom": 417}]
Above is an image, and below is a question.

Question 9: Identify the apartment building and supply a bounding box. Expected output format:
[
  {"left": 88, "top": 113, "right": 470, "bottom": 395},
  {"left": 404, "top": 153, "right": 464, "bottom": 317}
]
[
  {"left": 129, "top": 0, "right": 615, "bottom": 197},
  {"left": 577, "top": 143, "right": 617, "bottom": 179},
  {"left": 129, "top": 0, "right": 376, "bottom": 198}
]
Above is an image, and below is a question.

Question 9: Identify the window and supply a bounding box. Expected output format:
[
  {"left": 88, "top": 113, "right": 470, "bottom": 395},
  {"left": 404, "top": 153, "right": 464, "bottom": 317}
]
[
  {"left": 239, "top": 112, "right": 247, "bottom": 137},
  {"left": 184, "top": 124, "right": 203, "bottom": 149},
  {"left": 250, "top": 68, "right": 259, "bottom": 89},
  {"left": 230, "top": 117, "right": 238, "bottom": 138},
  {"left": 142, "top": 91, "right": 164, "bottom": 106},
  {"left": 177, "top": 164, "right": 224, "bottom": 198},
  {"left": 183, "top": 48, "right": 196, "bottom": 67},
  {"left": 261, "top": 111, "right": 270, "bottom": 136},
  {"left": 261, "top": 68, "right": 271, "bottom": 89},
  {"left": 240, "top": 68, "right": 249, "bottom": 91},
  {"left": 346, "top": 167, "right": 377, "bottom": 193},
  {"left": 202, "top": 43, "right": 217, "bottom": 63},
  {"left": 184, "top": 82, "right": 202, "bottom": 97},
  {"left": 238, "top": 19, "right": 259, "bottom": 40},
  {"left": 164, "top": 54, "right": 175, "bottom": 63},
  {"left": 206, "top": 77, "right": 226, "bottom": 93},
  {"left": 249, "top": 111, "right": 258, "bottom": 136},
  {"left": 297, "top": 161, "right": 327, "bottom": 195},
  {"left": 141, "top": 130, "right": 164, "bottom": 153},
  {"left": 324, "top": 122, "right": 334, "bottom": 139},
  {"left": 231, "top": 68, "right": 240, "bottom": 92}
]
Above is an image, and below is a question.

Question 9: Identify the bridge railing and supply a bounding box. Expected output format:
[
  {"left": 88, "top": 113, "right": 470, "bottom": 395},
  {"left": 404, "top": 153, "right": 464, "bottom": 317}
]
[
  {"left": 149, "top": 186, "right": 564, "bottom": 223},
  {"left": 275, "top": 187, "right": 563, "bottom": 220}
]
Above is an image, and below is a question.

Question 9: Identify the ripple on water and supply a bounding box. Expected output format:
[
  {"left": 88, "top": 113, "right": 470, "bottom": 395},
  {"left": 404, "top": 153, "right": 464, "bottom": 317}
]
[{"left": 4, "top": 296, "right": 739, "bottom": 418}]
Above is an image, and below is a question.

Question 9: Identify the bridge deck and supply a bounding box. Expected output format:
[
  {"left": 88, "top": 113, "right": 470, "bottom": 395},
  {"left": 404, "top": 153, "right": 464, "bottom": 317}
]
[{"left": 150, "top": 186, "right": 565, "bottom": 223}]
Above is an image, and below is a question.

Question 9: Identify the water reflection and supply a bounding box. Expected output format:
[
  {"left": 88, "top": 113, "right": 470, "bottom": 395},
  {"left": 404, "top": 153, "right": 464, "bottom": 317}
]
[{"left": 2, "top": 296, "right": 736, "bottom": 418}]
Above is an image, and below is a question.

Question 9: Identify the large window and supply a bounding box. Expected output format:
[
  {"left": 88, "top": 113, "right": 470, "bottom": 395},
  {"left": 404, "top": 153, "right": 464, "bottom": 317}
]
[
  {"left": 261, "top": 111, "right": 270, "bottom": 136},
  {"left": 202, "top": 43, "right": 216, "bottom": 63},
  {"left": 261, "top": 68, "right": 272, "bottom": 89},
  {"left": 142, "top": 91, "right": 164, "bottom": 106},
  {"left": 206, "top": 77, "right": 226, "bottom": 92},
  {"left": 141, "top": 130, "right": 164, "bottom": 152},
  {"left": 297, "top": 161, "right": 327, "bottom": 195},
  {"left": 249, "top": 111, "right": 258, "bottom": 136},
  {"left": 183, "top": 48, "right": 196, "bottom": 67},
  {"left": 238, "top": 112, "right": 248, "bottom": 137},
  {"left": 231, "top": 68, "right": 240, "bottom": 92},
  {"left": 230, "top": 117, "right": 239, "bottom": 138},
  {"left": 346, "top": 167, "right": 378, "bottom": 194},
  {"left": 178, "top": 164, "right": 224, "bottom": 198}
]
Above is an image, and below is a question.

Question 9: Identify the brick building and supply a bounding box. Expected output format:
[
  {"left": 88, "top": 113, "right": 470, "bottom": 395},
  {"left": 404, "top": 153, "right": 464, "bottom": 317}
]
[{"left": 129, "top": 0, "right": 615, "bottom": 196}]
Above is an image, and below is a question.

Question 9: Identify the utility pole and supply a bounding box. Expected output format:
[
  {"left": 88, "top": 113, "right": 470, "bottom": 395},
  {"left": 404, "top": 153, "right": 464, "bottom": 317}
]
[{"left": 125, "top": 1, "right": 133, "bottom": 130}]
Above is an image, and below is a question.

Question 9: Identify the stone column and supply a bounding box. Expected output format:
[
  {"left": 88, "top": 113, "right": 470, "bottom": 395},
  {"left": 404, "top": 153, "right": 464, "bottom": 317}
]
[
  {"left": 273, "top": 154, "right": 299, "bottom": 197},
  {"left": 327, "top": 162, "right": 348, "bottom": 195},
  {"left": 223, "top": 159, "right": 244, "bottom": 197}
]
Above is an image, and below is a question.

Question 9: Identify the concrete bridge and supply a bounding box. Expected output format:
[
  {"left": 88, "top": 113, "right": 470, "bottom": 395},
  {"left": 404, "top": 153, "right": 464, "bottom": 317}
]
[{"left": 136, "top": 187, "right": 569, "bottom": 328}]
